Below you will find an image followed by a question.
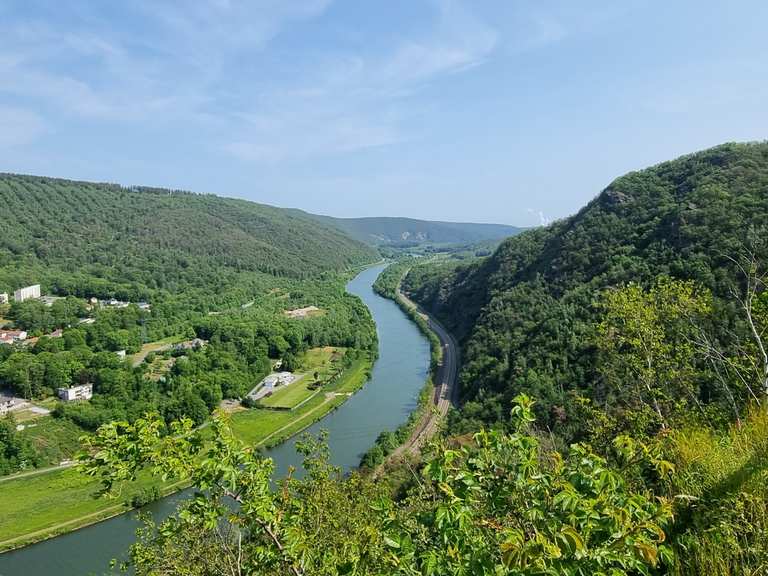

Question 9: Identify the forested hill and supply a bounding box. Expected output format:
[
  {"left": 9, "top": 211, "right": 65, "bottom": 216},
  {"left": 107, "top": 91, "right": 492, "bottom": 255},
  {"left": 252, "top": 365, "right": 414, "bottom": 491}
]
[
  {"left": 405, "top": 141, "right": 768, "bottom": 437},
  {"left": 0, "top": 174, "right": 377, "bottom": 296},
  {"left": 309, "top": 215, "right": 523, "bottom": 246}
]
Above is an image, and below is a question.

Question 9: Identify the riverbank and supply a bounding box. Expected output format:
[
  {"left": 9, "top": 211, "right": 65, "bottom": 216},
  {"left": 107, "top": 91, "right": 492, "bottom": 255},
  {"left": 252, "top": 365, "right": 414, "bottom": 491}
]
[
  {"left": 362, "top": 261, "right": 459, "bottom": 472},
  {"left": 0, "top": 351, "right": 374, "bottom": 553},
  {"left": 0, "top": 264, "right": 431, "bottom": 575}
]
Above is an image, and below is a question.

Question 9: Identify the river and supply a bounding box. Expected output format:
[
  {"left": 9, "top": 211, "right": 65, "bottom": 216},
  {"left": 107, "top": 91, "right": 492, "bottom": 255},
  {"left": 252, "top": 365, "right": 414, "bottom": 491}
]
[{"left": 0, "top": 264, "right": 430, "bottom": 576}]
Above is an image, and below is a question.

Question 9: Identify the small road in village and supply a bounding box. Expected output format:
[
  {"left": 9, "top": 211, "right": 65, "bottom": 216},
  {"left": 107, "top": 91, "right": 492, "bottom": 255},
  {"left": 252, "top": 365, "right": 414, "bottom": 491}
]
[{"left": 383, "top": 283, "right": 460, "bottom": 464}]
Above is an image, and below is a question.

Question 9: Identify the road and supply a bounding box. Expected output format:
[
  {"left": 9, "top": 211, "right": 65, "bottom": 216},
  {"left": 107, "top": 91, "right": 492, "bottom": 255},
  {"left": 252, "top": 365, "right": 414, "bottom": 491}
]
[{"left": 384, "top": 283, "right": 460, "bottom": 462}]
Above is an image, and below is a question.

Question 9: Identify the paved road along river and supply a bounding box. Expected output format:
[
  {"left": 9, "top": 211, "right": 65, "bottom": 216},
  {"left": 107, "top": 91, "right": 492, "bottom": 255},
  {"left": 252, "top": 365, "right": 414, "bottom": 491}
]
[{"left": 0, "top": 264, "right": 430, "bottom": 576}]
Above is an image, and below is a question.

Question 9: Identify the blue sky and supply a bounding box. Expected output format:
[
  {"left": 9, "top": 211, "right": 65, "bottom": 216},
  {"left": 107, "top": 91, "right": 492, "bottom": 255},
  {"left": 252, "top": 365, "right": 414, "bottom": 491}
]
[{"left": 0, "top": 1, "right": 766, "bottom": 226}]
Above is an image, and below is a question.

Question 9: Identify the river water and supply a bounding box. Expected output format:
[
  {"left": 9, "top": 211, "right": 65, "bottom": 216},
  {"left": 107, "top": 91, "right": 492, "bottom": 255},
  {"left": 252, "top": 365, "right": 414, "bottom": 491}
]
[{"left": 0, "top": 264, "right": 430, "bottom": 576}]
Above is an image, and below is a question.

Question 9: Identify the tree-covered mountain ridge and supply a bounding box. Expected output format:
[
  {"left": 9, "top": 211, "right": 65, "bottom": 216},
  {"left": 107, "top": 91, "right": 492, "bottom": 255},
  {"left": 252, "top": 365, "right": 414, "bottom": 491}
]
[
  {"left": 0, "top": 173, "right": 377, "bottom": 297},
  {"left": 405, "top": 141, "right": 768, "bottom": 432},
  {"left": 308, "top": 214, "right": 524, "bottom": 246}
]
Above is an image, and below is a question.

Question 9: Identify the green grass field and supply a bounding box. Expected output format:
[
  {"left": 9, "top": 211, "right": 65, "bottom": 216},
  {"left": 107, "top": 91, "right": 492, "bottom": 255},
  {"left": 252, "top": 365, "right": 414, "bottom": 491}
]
[
  {"left": 20, "top": 418, "right": 88, "bottom": 466},
  {"left": 258, "top": 376, "right": 317, "bottom": 409},
  {"left": 232, "top": 352, "right": 371, "bottom": 447},
  {"left": 0, "top": 467, "right": 178, "bottom": 551},
  {"left": 257, "top": 347, "right": 346, "bottom": 409}
]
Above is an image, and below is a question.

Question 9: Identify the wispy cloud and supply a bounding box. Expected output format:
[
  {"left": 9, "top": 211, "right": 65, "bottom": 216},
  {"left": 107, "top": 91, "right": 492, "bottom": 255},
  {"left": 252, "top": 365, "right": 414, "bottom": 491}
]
[
  {"left": 219, "top": 0, "right": 499, "bottom": 163},
  {"left": 0, "top": 0, "right": 497, "bottom": 162}
]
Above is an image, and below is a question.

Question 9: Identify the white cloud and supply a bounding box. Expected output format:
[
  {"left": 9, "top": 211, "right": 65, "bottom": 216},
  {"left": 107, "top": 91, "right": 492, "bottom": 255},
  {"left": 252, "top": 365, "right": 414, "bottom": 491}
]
[{"left": 0, "top": 0, "right": 498, "bottom": 165}]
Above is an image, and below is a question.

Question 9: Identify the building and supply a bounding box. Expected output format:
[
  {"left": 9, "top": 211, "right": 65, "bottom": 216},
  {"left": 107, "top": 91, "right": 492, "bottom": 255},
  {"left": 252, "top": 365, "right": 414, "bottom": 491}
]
[
  {"left": 115, "top": 350, "right": 127, "bottom": 359},
  {"left": 0, "top": 330, "right": 28, "bottom": 345},
  {"left": 0, "top": 293, "right": 8, "bottom": 304},
  {"left": 14, "top": 284, "right": 41, "bottom": 303},
  {"left": 0, "top": 394, "right": 16, "bottom": 416},
  {"left": 174, "top": 338, "right": 207, "bottom": 352},
  {"left": 57, "top": 384, "right": 93, "bottom": 402}
]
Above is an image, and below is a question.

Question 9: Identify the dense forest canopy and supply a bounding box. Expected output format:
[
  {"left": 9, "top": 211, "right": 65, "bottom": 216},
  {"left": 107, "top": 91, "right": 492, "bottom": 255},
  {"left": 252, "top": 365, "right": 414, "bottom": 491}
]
[
  {"left": 0, "top": 174, "right": 377, "bottom": 299},
  {"left": 405, "top": 141, "right": 768, "bottom": 439}
]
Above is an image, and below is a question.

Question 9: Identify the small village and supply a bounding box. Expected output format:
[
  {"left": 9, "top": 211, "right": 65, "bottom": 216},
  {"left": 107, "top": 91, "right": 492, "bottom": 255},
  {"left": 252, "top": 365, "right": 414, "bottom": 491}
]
[{"left": 0, "top": 283, "right": 152, "bottom": 424}]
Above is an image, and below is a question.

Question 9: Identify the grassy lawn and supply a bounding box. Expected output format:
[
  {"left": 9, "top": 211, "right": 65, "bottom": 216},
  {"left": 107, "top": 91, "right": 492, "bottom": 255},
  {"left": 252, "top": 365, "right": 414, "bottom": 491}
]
[
  {"left": 0, "top": 467, "right": 175, "bottom": 551},
  {"left": 20, "top": 418, "right": 89, "bottom": 466},
  {"left": 232, "top": 353, "right": 371, "bottom": 448},
  {"left": 301, "top": 346, "right": 346, "bottom": 379},
  {"left": 230, "top": 393, "right": 328, "bottom": 445},
  {"left": 257, "top": 347, "right": 346, "bottom": 409},
  {"left": 128, "top": 335, "right": 184, "bottom": 366},
  {"left": 258, "top": 376, "right": 316, "bottom": 409}
]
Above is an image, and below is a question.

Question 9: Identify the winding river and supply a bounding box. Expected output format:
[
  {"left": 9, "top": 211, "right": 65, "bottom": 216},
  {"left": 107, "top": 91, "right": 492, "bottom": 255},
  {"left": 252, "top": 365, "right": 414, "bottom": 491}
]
[{"left": 0, "top": 264, "right": 430, "bottom": 576}]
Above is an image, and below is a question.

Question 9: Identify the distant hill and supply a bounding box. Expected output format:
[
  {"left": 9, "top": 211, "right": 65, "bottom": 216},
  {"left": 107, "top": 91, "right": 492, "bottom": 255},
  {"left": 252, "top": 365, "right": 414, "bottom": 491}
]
[
  {"left": 404, "top": 141, "right": 768, "bottom": 437},
  {"left": 0, "top": 174, "right": 377, "bottom": 298},
  {"left": 308, "top": 215, "right": 523, "bottom": 246}
]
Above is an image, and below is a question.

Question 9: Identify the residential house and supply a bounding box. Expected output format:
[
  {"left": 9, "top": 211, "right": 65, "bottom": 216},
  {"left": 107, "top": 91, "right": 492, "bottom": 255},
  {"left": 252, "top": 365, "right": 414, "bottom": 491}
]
[
  {"left": 57, "top": 384, "right": 93, "bottom": 402},
  {"left": 0, "top": 293, "right": 8, "bottom": 304},
  {"left": 0, "top": 330, "right": 28, "bottom": 345}
]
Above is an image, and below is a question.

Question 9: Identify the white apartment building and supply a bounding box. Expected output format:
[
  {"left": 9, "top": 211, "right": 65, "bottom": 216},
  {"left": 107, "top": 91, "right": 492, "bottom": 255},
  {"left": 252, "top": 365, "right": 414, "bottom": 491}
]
[
  {"left": 14, "top": 284, "right": 41, "bottom": 303},
  {"left": 57, "top": 384, "right": 93, "bottom": 402}
]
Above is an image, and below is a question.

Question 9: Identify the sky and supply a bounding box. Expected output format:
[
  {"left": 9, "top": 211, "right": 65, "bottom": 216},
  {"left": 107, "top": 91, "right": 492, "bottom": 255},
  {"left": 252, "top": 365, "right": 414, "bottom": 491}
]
[{"left": 0, "top": 1, "right": 766, "bottom": 226}]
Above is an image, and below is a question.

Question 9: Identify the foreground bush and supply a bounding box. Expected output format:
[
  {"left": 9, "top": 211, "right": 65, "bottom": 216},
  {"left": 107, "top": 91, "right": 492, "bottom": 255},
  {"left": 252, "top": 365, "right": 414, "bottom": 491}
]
[{"left": 80, "top": 396, "right": 673, "bottom": 575}]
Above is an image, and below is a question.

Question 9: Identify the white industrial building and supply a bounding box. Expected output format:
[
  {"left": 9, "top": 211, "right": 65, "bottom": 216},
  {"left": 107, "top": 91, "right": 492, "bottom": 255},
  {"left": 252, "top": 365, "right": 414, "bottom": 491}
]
[
  {"left": 57, "top": 384, "right": 93, "bottom": 402},
  {"left": 14, "top": 284, "right": 41, "bottom": 303}
]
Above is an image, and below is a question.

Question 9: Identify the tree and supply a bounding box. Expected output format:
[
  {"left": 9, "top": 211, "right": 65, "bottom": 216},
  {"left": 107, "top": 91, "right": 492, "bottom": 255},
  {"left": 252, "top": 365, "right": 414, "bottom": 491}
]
[
  {"left": 597, "top": 277, "right": 710, "bottom": 429},
  {"left": 79, "top": 397, "right": 674, "bottom": 575}
]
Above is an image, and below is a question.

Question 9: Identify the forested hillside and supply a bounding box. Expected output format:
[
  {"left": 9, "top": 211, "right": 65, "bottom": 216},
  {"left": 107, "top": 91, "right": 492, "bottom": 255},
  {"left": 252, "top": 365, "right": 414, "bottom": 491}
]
[
  {"left": 0, "top": 174, "right": 378, "bottom": 476},
  {"left": 0, "top": 174, "right": 376, "bottom": 300},
  {"left": 310, "top": 214, "right": 523, "bottom": 246},
  {"left": 406, "top": 141, "right": 768, "bottom": 437},
  {"left": 398, "top": 142, "right": 768, "bottom": 573}
]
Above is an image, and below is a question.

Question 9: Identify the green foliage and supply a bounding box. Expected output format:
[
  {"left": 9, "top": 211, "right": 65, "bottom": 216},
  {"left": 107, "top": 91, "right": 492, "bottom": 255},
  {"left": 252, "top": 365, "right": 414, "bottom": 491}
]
[
  {"left": 597, "top": 278, "right": 711, "bottom": 428},
  {"left": 0, "top": 174, "right": 375, "bottom": 296},
  {"left": 407, "top": 142, "right": 768, "bottom": 441},
  {"left": 8, "top": 297, "right": 87, "bottom": 333},
  {"left": 0, "top": 415, "right": 39, "bottom": 475},
  {"left": 80, "top": 397, "right": 673, "bottom": 575},
  {"left": 664, "top": 406, "right": 768, "bottom": 574}
]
